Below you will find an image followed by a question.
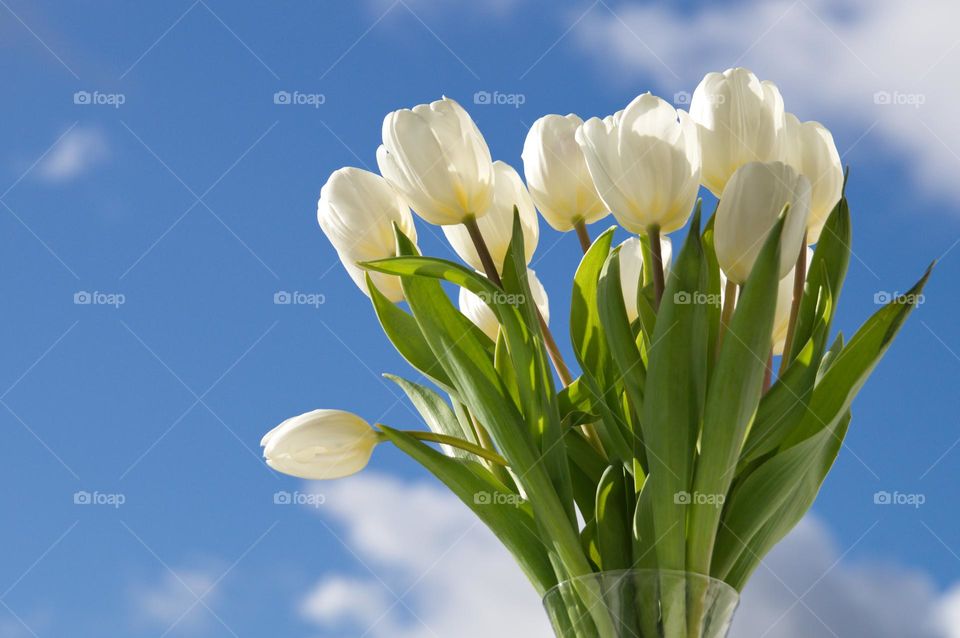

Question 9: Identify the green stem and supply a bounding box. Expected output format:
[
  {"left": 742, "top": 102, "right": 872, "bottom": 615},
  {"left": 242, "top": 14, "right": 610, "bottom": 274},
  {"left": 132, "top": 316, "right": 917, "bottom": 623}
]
[
  {"left": 779, "top": 231, "right": 808, "bottom": 373},
  {"left": 377, "top": 428, "right": 508, "bottom": 466},
  {"left": 574, "top": 219, "right": 591, "bottom": 254},
  {"left": 647, "top": 225, "right": 666, "bottom": 310}
]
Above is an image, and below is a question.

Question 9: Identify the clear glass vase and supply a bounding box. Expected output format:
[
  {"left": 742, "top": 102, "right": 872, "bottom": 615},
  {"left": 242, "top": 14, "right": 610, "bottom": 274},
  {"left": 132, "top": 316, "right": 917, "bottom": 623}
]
[{"left": 542, "top": 569, "right": 739, "bottom": 638}]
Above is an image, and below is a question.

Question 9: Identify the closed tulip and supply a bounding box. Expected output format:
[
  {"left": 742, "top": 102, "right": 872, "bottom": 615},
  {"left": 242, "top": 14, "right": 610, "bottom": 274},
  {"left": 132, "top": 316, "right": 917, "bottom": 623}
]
[
  {"left": 317, "top": 167, "right": 418, "bottom": 302},
  {"left": 442, "top": 161, "right": 539, "bottom": 273},
  {"left": 772, "top": 247, "right": 814, "bottom": 355},
  {"left": 522, "top": 114, "right": 607, "bottom": 231},
  {"left": 576, "top": 93, "right": 700, "bottom": 234},
  {"left": 458, "top": 268, "right": 549, "bottom": 341},
  {"left": 691, "top": 68, "right": 787, "bottom": 197},
  {"left": 377, "top": 97, "right": 494, "bottom": 226},
  {"left": 618, "top": 236, "right": 673, "bottom": 322},
  {"left": 714, "top": 161, "right": 811, "bottom": 284},
  {"left": 784, "top": 113, "right": 843, "bottom": 243},
  {"left": 261, "top": 409, "right": 379, "bottom": 480}
]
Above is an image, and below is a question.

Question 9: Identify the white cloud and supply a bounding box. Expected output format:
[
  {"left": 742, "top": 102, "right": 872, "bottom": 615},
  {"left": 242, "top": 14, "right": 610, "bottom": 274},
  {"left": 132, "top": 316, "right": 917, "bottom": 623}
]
[
  {"left": 571, "top": 0, "right": 960, "bottom": 200},
  {"left": 132, "top": 568, "right": 219, "bottom": 633},
  {"left": 303, "top": 472, "right": 960, "bottom": 638},
  {"left": 36, "top": 127, "right": 108, "bottom": 183}
]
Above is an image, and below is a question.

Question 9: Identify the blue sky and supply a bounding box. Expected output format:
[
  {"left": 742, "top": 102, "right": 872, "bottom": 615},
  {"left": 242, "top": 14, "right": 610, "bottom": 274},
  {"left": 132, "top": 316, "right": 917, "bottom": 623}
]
[{"left": 2, "top": 1, "right": 959, "bottom": 636}]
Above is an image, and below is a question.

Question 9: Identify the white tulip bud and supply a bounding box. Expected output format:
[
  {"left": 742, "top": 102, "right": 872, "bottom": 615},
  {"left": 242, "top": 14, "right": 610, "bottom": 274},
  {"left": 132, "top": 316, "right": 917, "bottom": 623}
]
[
  {"left": 772, "top": 247, "right": 814, "bottom": 355},
  {"left": 784, "top": 113, "right": 843, "bottom": 243},
  {"left": 317, "top": 167, "right": 417, "bottom": 302},
  {"left": 618, "top": 236, "right": 673, "bottom": 322},
  {"left": 691, "top": 68, "right": 787, "bottom": 197},
  {"left": 458, "top": 268, "right": 549, "bottom": 341},
  {"left": 714, "top": 161, "right": 811, "bottom": 284},
  {"left": 522, "top": 114, "right": 608, "bottom": 231},
  {"left": 577, "top": 93, "right": 701, "bottom": 234},
  {"left": 261, "top": 409, "right": 379, "bottom": 480},
  {"left": 378, "top": 97, "right": 494, "bottom": 226},
  {"left": 442, "top": 161, "right": 539, "bottom": 273}
]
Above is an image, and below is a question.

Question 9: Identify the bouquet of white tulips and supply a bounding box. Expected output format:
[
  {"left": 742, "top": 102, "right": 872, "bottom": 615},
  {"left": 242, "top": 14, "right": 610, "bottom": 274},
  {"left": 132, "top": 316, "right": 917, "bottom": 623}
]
[{"left": 262, "top": 68, "right": 931, "bottom": 637}]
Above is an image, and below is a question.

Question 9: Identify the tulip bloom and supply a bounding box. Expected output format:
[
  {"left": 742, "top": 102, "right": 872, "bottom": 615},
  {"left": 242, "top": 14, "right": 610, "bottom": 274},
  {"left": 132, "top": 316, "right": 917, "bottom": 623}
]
[
  {"left": 317, "top": 167, "right": 418, "bottom": 302},
  {"left": 784, "top": 113, "right": 844, "bottom": 243},
  {"left": 378, "top": 97, "right": 494, "bottom": 226},
  {"left": 772, "top": 247, "right": 814, "bottom": 355},
  {"left": 691, "top": 68, "right": 787, "bottom": 197},
  {"left": 458, "top": 268, "right": 549, "bottom": 341},
  {"left": 576, "top": 93, "right": 700, "bottom": 234},
  {"left": 714, "top": 161, "right": 811, "bottom": 284},
  {"left": 618, "top": 236, "right": 673, "bottom": 322},
  {"left": 522, "top": 114, "right": 608, "bottom": 231},
  {"left": 442, "top": 161, "right": 539, "bottom": 273},
  {"left": 261, "top": 409, "right": 379, "bottom": 480}
]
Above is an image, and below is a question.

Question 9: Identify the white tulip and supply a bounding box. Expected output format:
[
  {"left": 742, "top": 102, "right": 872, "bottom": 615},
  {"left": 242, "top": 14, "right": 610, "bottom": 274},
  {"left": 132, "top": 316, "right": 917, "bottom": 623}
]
[
  {"left": 576, "top": 93, "right": 700, "bottom": 234},
  {"left": 522, "top": 114, "right": 608, "bottom": 231},
  {"left": 378, "top": 97, "right": 494, "bottom": 226},
  {"left": 772, "top": 247, "right": 814, "bottom": 355},
  {"left": 784, "top": 113, "right": 843, "bottom": 243},
  {"left": 714, "top": 161, "right": 811, "bottom": 284},
  {"left": 618, "top": 236, "right": 673, "bottom": 322},
  {"left": 442, "top": 161, "right": 539, "bottom": 273},
  {"left": 458, "top": 268, "right": 549, "bottom": 341},
  {"left": 691, "top": 68, "right": 787, "bottom": 197},
  {"left": 317, "top": 167, "right": 418, "bottom": 302},
  {"left": 262, "top": 409, "right": 379, "bottom": 480}
]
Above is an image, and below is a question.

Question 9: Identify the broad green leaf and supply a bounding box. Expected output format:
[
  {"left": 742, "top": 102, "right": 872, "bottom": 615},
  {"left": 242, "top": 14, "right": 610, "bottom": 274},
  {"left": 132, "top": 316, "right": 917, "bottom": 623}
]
[
  {"left": 632, "top": 206, "right": 709, "bottom": 574},
  {"left": 384, "top": 374, "right": 477, "bottom": 459},
  {"left": 595, "top": 464, "right": 632, "bottom": 571},
  {"left": 686, "top": 213, "right": 785, "bottom": 576},
  {"left": 571, "top": 226, "right": 617, "bottom": 384},
  {"left": 379, "top": 426, "right": 557, "bottom": 594},
  {"left": 701, "top": 208, "right": 723, "bottom": 376}
]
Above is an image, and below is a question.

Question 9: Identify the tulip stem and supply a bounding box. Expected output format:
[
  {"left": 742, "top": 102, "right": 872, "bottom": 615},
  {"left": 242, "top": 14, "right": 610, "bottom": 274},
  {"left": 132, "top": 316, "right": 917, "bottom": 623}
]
[
  {"left": 779, "top": 233, "right": 808, "bottom": 374},
  {"left": 574, "top": 220, "right": 592, "bottom": 254},
  {"left": 380, "top": 429, "right": 509, "bottom": 466},
  {"left": 463, "top": 216, "right": 576, "bottom": 389},
  {"left": 464, "top": 217, "right": 503, "bottom": 287},
  {"left": 647, "top": 225, "right": 666, "bottom": 309},
  {"left": 763, "top": 350, "right": 774, "bottom": 393}
]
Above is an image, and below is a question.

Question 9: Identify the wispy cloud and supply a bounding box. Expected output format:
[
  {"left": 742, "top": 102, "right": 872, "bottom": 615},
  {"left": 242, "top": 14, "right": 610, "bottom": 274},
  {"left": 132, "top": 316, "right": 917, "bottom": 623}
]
[
  {"left": 36, "top": 127, "right": 109, "bottom": 183},
  {"left": 131, "top": 567, "right": 220, "bottom": 633},
  {"left": 302, "top": 472, "right": 960, "bottom": 637}
]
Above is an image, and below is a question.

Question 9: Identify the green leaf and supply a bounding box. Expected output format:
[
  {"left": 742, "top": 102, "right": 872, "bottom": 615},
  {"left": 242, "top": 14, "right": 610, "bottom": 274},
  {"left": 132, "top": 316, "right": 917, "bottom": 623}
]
[
  {"left": 595, "top": 464, "right": 632, "bottom": 571},
  {"left": 384, "top": 374, "right": 478, "bottom": 459},
  {"left": 632, "top": 206, "right": 709, "bottom": 573},
  {"left": 379, "top": 426, "right": 557, "bottom": 594},
  {"left": 571, "top": 226, "right": 617, "bottom": 384},
  {"left": 686, "top": 212, "right": 786, "bottom": 576}
]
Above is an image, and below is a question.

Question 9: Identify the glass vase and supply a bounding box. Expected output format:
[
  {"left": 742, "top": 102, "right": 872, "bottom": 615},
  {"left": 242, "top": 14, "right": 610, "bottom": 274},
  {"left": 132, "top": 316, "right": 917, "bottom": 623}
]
[{"left": 543, "top": 569, "right": 739, "bottom": 638}]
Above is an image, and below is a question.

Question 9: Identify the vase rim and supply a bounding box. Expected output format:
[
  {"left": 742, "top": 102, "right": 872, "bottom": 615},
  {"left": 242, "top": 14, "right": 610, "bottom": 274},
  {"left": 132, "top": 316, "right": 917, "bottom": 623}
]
[{"left": 542, "top": 568, "right": 739, "bottom": 602}]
